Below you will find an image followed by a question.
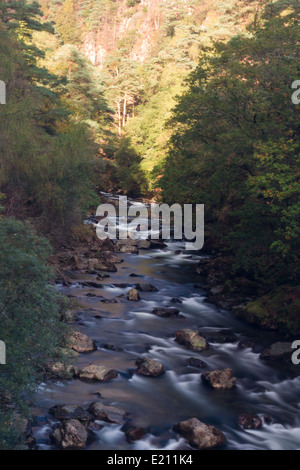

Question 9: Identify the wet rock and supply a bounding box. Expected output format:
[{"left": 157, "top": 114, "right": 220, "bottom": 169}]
[
  {"left": 205, "top": 329, "right": 238, "bottom": 344},
  {"left": 128, "top": 288, "right": 140, "bottom": 301},
  {"left": 152, "top": 307, "right": 183, "bottom": 318},
  {"left": 129, "top": 273, "right": 141, "bottom": 278},
  {"left": 201, "top": 368, "right": 236, "bottom": 390},
  {"left": 96, "top": 251, "right": 122, "bottom": 264},
  {"left": 238, "top": 340, "right": 254, "bottom": 350},
  {"left": 88, "top": 402, "right": 127, "bottom": 424},
  {"left": 102, "top": 344, "right": 123, "bottom": 352},
  {"left": 149, "top": 240, "right": 167, "bottom": 249},
  {"left": 68, "top": 331, "right": 96, "bottom": 354},
  {"left": 50, "top": 419, "right": 88, "bottom": 449},
  {"left": 125, "top": 426, "right": 146, "bottom": 442},
  {"left": 96, "top": 272, "right": 110, "bottom": 280},
  {"left": 175, "top": 329, "right": 208, "bottom": 351},
  {"left": 136, "top": 283, "right": 158, "bottom": 292},
  {"left": 49, "top": 404, "right": 91, "bottom": 427},
  {"left": 173, "top": 418, "right": 226, "bottom": 449},
  {"left": 238, "top": 413, "right": 262, "bottom": 430},
  {"left": 260, "top": 342, "right": 292, "bottom": 363},
  {"left": 78, "top": 364, "right": 118, "bottom": 382},
  {"left": 170, "top": 297, "right": 182, "bottom": 304},
  {"left": 135, "top": 358, "right": 165, "bottom": 377},
  {"left": 187, "top": 357, "right": 207, "bottom": 369},
  {"left": 119, "top": 245, "right": 139, "bottom": 254},
  {"left": 87, "top": 258, "right": 117, "bottom": 273},
  {"left": 138, "top": 240, "right": 151, "bottom": 250}
]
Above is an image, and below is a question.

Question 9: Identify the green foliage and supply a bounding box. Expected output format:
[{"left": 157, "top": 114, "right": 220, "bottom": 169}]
[
  {"left": 0, "top": 218, "right": 68, "bottom": 449},
  {"left": 112, "top": 137, "right": 148, "bottom": 197},
  {"left": 161, "top": 3, "right": 300, "bottom": 288}
]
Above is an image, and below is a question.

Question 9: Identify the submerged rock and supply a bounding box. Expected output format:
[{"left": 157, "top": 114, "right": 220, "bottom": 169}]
[
  {"left": 187, "top": 357, "right": 207, "bottom": 369},
  {"left": 102, "top": 343, "right": 123, "bottom": 352},
  {"left": 78, "top": 364, "right": 118, "bottom": 382},
  {"left": 50, "top": 419, "right": 88, "bottom": 450},
  {"left": 152, "top": 307, "right": 183, "bottom": 318},
  {"left": 173, "top": 418, "right": 226, "bottom": 449},
  {"left": 201, "top": 368, "right": 236, "bottom": 390},
  {"left": 125, "top": 426, "right": 147, "bottom": 442},
  {"left": 135, "top": 357, "right": 165, "bottom": 377},
  {"left": 260, "top": 342, "right": 292, "bottom": 363},
  {"left": 175, "top": 329, "right": 208, "bottom": 351},
  {"left": 88, "top": 402, "right": 127, "bottom": 424},
  {"left": 136, "top": 283, "right": 158, "bottom": 292},
  {"left": 238, "top": 413, "right": 262, "bottom": 430}
]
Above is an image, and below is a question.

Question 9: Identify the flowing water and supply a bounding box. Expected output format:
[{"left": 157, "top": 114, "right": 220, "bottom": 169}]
[{"left": 33, "top": 195, "right": 300, "bottom": 450}]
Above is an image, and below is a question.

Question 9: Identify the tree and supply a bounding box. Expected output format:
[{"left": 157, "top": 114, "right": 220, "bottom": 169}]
[{"left": 0, "top": 218, "right": 68, "bottom": 449}]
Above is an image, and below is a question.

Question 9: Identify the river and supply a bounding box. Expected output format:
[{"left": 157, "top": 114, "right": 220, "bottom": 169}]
[{"left": 32, "top": 194, "right": 300, "bottom": 450}]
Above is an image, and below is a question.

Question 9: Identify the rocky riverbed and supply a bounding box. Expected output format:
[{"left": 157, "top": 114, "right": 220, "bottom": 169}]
[{"left": 27, "top": 196, "right": 300, "bottom": 450}]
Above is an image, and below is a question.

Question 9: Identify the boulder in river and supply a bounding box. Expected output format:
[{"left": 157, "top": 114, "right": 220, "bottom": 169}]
[
  {"left": 201, "top": 368, "right": 236, "bottom": 390},
  {"left": 260, "top": 342, "right": 292, "bottom": 363},
  {"left": 173, "top": 418, "right": 226, "bottom": 449},
  {"left": 50, "top": 419, "right": 88, "bottom": 450},
  {"left": 68, "top": 331, "right": 96, "bottom": 354},
  {"left": 49, "top": 404, "right": 91, "bottom": 427},
  {"left": 127, "top": 288, "right": 140, "bottom": 301},
  {"left": 205, "top": 329, "right": 238, "bottom": 344},
  {"left": 78, "top": 364, "right": 118, "bottom": 382},
  {"left": 152, "top": 307, "right": 183, "bottom": 318},
  {"left": 238, "top": 413, "right": 262, "bottom": 430},
  {"left": 175, "top": 329, "right": 208, "bottom": 351},
  {"left": 125, "top": 426, "right": 147, "bottom": 442},
  {"left": 137, "top": 240, "right": 151, "bottom": 250},
  {"left": 88, "top": 402, "right": 128, "bottom": 424},
  {"left": 135, "top": 357, "right": 165, "bottom": 377},
  {"left": 87, "top": 258, "right": 117, "bottom": 273},
  {"left": 102, "top": 343, "right": 123, "bottom": 352},
  {"left": 136, "top": 283, "right": 158, "bottom": 292},
  {"left": 187, "top": 357, "right": 207, "bottom": 369}
]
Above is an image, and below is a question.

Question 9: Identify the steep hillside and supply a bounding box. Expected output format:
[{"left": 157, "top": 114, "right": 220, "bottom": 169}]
[{"left": 37, "top": 0, "right": 268, "bottom": 193}]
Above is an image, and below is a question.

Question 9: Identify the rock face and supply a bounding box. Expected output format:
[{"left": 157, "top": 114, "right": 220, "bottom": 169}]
[
  {"left": 51, "top": 419, "right": 88, "bottom": 450},
  {"left": 238, "top": 413, "right": 262, "bottom": 430},
  {"left": 135, "top": 358, "right": 165, "bottom": 377},
  {"left": 78, "top": 364, "right": 118, "bottom": 382},
  {"left": 88, "top": 402, "right": 127, "bottom": 424},
  {"left": 127, "top": 288, "right": 140, "bottom": 301},
  {"left": 152, "top": 307, "right": 183, "bottom": 318},
  {"left": 173, "top": 418, "right": 226, "bottom": 450},
  {"left": 49, "top": 404, "right": 91, "bottom": 427},
  {"left": 68, "top": 331, "right": 96, "bottom": 354},
  {"left": 175, "top": 329, "right": 208, "bottom": 351},
  {"left": 260, "top": 342, "right": 292, "bottom": 363},
  {"left": 201, "top": 368, "right": 236, "bottom": 390},
  {"left": 187, "top": 357, "right": 207, "bottom": 369}
]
